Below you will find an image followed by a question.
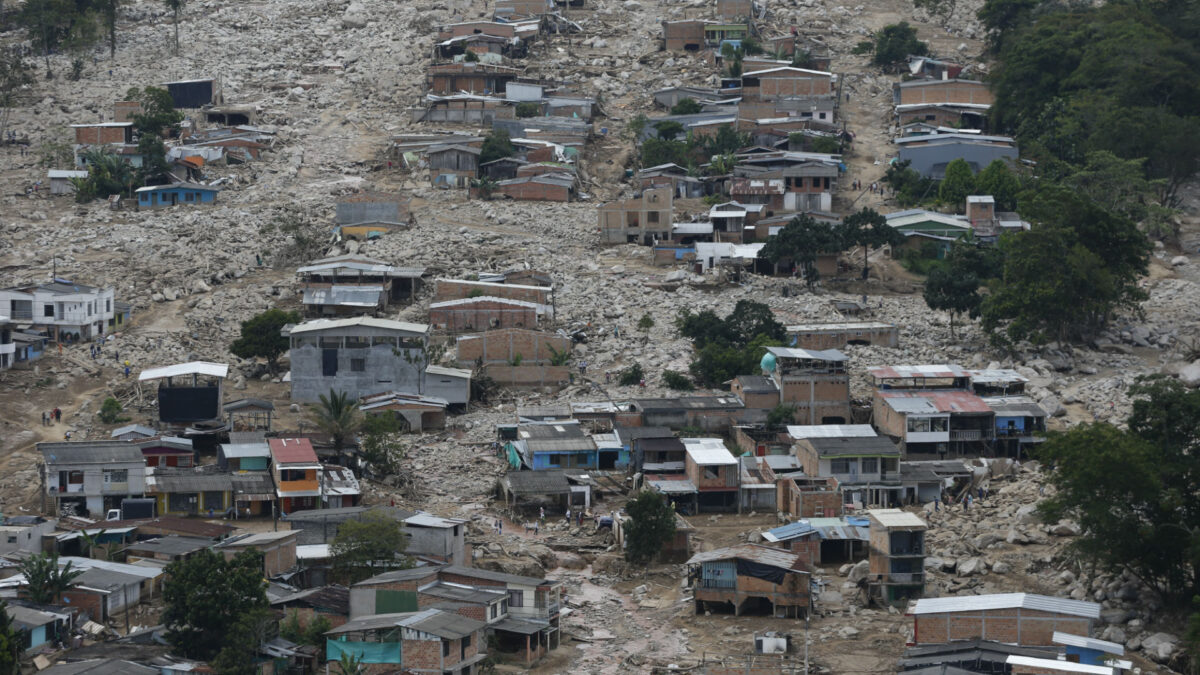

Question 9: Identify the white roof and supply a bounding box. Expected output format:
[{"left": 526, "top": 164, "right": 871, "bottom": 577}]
[
  {"left": 220, "top": 442, "right": 271, "bottom": 458},
  {"left": 682, "top": 438, "right": 737, "bottom": 465},
  {"left": 139, "top": 361, "right": 229, "bottom": 381},
  {"left": 909, "top": 593, "right": 1101, "bottom": 619},
  {"left": 866, "top": 508, "right": 927, "bottom": 529},
  {"left": 426, "top": 365, "right": 472, "bottom": 379},
  {"left": 673, "top": 222, "right": 714, "bottom": 235},
  {"left": 1052, "top": 632, "right": 1124, "bottom": 655},
  {"left": 405, "top": 513, "right": 467, "bottom": 528},
  {"left": 787, "top": 321, "right": 895, "bottom": 332},
  {"left": 296, "top": 544, "right": 331, "bottom": 559},
  {"left": 434, "top": 278, "right": 548, "bottom": 292},
  {"left": 288, "top": 316, "right": 430, "bottom": 335},
  {"left": 48, "top": 170, "right": 89, "bottom": 179},
  {"left": 69, "top": 122, "right": 133, "bottom": 128},
  {"left": 886, "top": 211, "right": 972, "bottom": 230},
  {"left": 966, "top": 195, "right": 995, "bottom": 204},
  {"left": 1005, "top": 656, "right": 1112, "bottom": 675},
  {"left": 786, "top": 424, "right": 877, "bottom": 439},
  {"left": 743, "top": 66, "right": 833, "bottom": 77},
  {"left": 766, "top": 346, "right": 847, "bottom": 361}
]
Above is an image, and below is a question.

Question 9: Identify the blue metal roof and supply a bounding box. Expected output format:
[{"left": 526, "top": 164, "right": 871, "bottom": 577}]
[{"left": 762, "top": 521, "right": 816, "bottom": 542}]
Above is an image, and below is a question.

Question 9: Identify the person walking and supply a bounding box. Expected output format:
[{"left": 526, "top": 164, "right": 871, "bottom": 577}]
[
  {"left": 124, "top": 365, "right": 130, "bottom": 379},
  {"left": 565, "top": 508, "right": 571, "bottom": 523},
  {"left": 576, "top": 511, "right": 582, "bottom": 527},
  {"left": 539, "top": 506, "right": 545, "bottom": 522},
  {"left": 41, "top": 411, "right": 47, "bottom": 426},
  {"left": 54, "top": 407, "right": 61, "bottom": 423}
]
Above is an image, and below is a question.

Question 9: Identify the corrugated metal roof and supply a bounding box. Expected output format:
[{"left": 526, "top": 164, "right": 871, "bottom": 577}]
[
  {"left": 982, "top": 396, "right": 1047, "bottom": 417},
  {"left": 909, "top": 593, "right": 1101, "bottom": 619},
  {"left": 288, "top": 316, "right": 429, "bottom": 335},
  {"left": 866, "top": 508, "right": 927, "bottom": 529},
  {"left": 648, "top": 478, "right": 698, "bottom": 494},
  {"left": 429, "top": 296, "right": 542, "bottom": 309},
  {"left": 682, "top": 438, "right": 737, "bottom": 465},
  {"left": 787, "top": 424, "right": 876, "bottom": 439},
  {"left": 787, "top": 321, "right": 896, "bottom": 332},
  {"left": 879, "top": 390, "right": 992, "bottom": 414},
  {"left": 147, "top": 472, "right": 234, "bottom": 493},
  {"left": 426, "top": 365, "right": 471, "bottom": 379},
  {"left": 527, "top": 437, "right": 597, "bottom": 452},
  {"left": 1005, "top": 656, "right": 1112, "bottom": 674},
  {"left": 268, "top": 438, "right": 319, "bottom": 465},
  {"left": 686, "top": 544, "right": 806, "bottom": 571},
  {"left": 762, "top": 521, "right": 816, "bottom": 542},
  {"left": 138, "top": 361, "right": 229, "bottom": 381},
  {"left": 965, "top": 368, "right": 1028, "bottom": 385},
  {"left": 869, "top": 364, "right": 967, "bottom": 380},
  {"left": 301, "top": 286, "right": 384, "bottom": 308},
  {"left": 766, "top": 346, "right": 847, "bottom": 361},
  {"left": 39, "top": 441, "right": 144, "bottom": 465},
  {"left": 1052, "top": 631, "right": 1124, "bottom": 655},
  {"left": 503, "top": 470, "right": 571, "bottom": 495}
]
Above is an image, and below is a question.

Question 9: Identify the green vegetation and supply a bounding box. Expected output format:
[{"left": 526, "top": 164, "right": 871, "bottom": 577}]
[
  {"left": 515, "top": 102, "right": 540, "bottom": 118},
  {"left": 547, "top": 344, "right": 571, "bottom": 366},
  {"left": 677, "top": 300, "right": 785, "bottom": 387},
  {"left": 19, "top": 0, "right": 99, "bottom": 78},
  {"left": 70, "top": 147, "right": 136, "bottom": 203},
  {"left": 210, "top": 607, "right": 276, "bottom": 675},
  {"left": 923, "top": 244, "right": 999, "bottom": 337},
  {"left": 98, "top": 396, "right": 128, "bottom": 424},
  {"left": 229, "top": 308, "right": 301, "bottom": 373},
  {"left": 842, "top": 207, "right": 902, "bottom": 279},
  {"left": 0, "top": 601, "right": 21, "bottom": 675},
  {"left": 937, "top": 158, "right": 975, "bottom": 210},
  {"left": 358, "top": 413, "right": 408, "bottom": 475},
  {"left": 508, "top": 353, "right": 524, "bottom": 367},
  {"left": 164, "top": 0, "right": 184, "bottom": 54},
  {"left": 662, "top": 370, "right": 694, "bottom": 391},
  {"left": 308, "top": 389, "right": 363, "bottom": 455},
  {"left": 1037, "top": 377, "right": 1200, "bottom": 642},
  {"left": 619, "top": 363, "right": 645, "bottom": 386},
  {"left": 623, "top": 490, "right": 677, "bottom": 564},
  {"left": 637, "top": 313, "right": 654, "bottom": 331},
  {"left": 331, "top": 510, "right": 413, "bottom": 584},
  {"left": 280, "top": 612, "right": 332, "bottom": 647},
  {"left": 974, "top": 159, "right": 1021, "bottom": 211},
  {"left": 766, "top": 404, "right": 796, "bottom": 427},
  {"left": 669, "top": 98, "right": 702, "bottom": 115},
  {"left": 479, "top": 129, "right": 515, "bottom": 166},
  {"left": 870, "top": 22, "right": 927, "bottom": 68},
  {"left": 882, "top": 159, "right": 936, "bottom": 207},
  {"left": 19, "top": 553, "right": 82, "bottom": 604},
  {"left": 470, "top": 176, "right": 498, "bottom": 200},
  {"left": 163, "top": 549, "right": 268, "bottom": 660},
  {"left": 760, "top": 214, "right": 842, "bottom": 289},
  {"left": 0, "top": 51, "right": 33, "bottom": 143}
]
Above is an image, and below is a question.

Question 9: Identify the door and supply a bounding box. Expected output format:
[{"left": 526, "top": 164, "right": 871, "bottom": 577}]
[{"left": 322, "top": 349, "right": 338, "bottom": 376}]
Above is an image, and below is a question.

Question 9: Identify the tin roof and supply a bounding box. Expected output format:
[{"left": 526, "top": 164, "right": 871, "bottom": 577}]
[
  {"left": 786, "top": 424, "right": 876, "bottom": 439},
  {"left": 869, "top": 364, "right": 967, "bottom": 380},
  {"left": 38, "top": 441, "right": 144, "bottom": 465},
  {"left": 801, "top": 436, "right": 900, "bottom": 457},
  {"left": 268, "top": 438, "right": 319, "bottom": 465},
  {"left": 288, "top": 316, "right": 429, "bottom": 335},
  {"left": 682, "top": 438, "right": 737, "bottom": 465},
  {"left": 786, "top": 321, "right": 895, "bottom": 332},
  {"left": 301, "top": 286, "right": 384, "bottom": 308},
  {"left": 138, "top": 361, "right": 229, "bottom": 381},
  {"left": 762, "top": 521, "right": 817, "bottom": 542},
  {"left": 686, "top": 544, "right": 807, "bottom": 571},
  {"left": 765, "top": 346, "right": 847, "bottom": 361},
  {"left": 909, "top": 593, "right": 1100, "bottom": 619},
  {"left": 878, "top": 390, "right": 992, "bottom": 414},
  {"left": 1052, "top": 631, "right": 1123, "bottom": 655},
  {"left": 866, "top": 508, "right": 927, "bottom": 529},
  {"left": 648, "top": 478, "right": 698, "bottom": 494},
  {"left": 964, "top": 368, "right": 1028, "bottom": 385},
  {"left": 1005, "top": 656, "right": 1111, "bottom": 674},
  {"left": 502, "top": 470, "right": 571, "bottom": 495}
]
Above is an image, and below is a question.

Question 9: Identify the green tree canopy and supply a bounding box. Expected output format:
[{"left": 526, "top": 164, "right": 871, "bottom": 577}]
[
  {"left": 0, "top": 601, "right": 20, "bottom": 675},
  {"left": 308, "top": 389, "right": 363, "bottom": 455},
  {"left": 229, "top": 308, "right": 300, "bottom": 373},
  {"left": 871, "top": 22, "right": 927, "bottom": 68},
  {"left": 677, "top": 301, "right": 785, "bottom": 386},
  {"left": 210, "top": 607, "right": 275, "bottom": 675},
  {"left": 641, "top": 138, "right": 692, "bottom": 168},
  {"left": 653, "top": 120, "right": 685, "bottom": 141},
  {"left": 669, "top": 98, "right": 702, "bottom": 115},
  {"left": 624, "top": 490, "right": 677, "bottom": 564},
  {"left": 479, "top": 129, "right": 515, "bottom": 166},
  {"left": 162, "top": 549, "right": 268, "bottom": 660},
  {"left": 841, "top": 207, "right": 901, "bottom": 279},
  {"left": 760, "top": 214, "right": 846, "bottom": 288},
  {"left": 703, "top": 124, "right": 751, "bottom": 156},
  {"left": 938, "top": 158, "right": 976, "bottom": 209},
  {"left": 125, "top": 86, "right": 184, "bottom": 138},
  {"left": 973, "top": 159, "right": 1021, "bottom": 211},
  {"left": 330, "top": 510, "right": 413, "bottom": 584}
]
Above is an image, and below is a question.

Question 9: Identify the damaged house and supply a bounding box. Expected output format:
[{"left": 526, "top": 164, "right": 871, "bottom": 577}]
[{"left": 296, "top": 255, "right": 424, "bottom": 316}]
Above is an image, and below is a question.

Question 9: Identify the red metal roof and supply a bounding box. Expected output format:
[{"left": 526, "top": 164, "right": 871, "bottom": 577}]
[
  {"left": 878, "top": 389, "right": 992, "bottom": 414},
  {"left": 268, "top": 437, "right": 319, "bottom": 464}
]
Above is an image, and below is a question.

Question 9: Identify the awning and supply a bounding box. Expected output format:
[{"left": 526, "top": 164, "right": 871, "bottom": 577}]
[{"left": 492, "top": 617, "right": 546, "bottom": 635}]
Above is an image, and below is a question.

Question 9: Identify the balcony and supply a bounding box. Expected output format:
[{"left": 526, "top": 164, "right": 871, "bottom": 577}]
[
  {"left": 49, "top": 484, "right": 85, "bottom": 494},
  {"left": 949, "top": 429, "right": 982, "bottom": 441},
  {"left": 0, "top": 343, "right": 13, "bottom": 355}
]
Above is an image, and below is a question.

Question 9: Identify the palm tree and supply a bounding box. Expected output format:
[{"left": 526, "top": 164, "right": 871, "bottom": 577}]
[
  {"left": 163, "top": 0, "right": 183, "bottom": 55},
  {"left": 308, "top": 389, "right": 362, "bottom": 454},
  {"left": 19, "top": 553, "right": 83, "bottom": 604}
]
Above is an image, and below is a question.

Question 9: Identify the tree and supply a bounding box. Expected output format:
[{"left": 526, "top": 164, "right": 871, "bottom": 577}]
[
  {"left": 479, "top": 129, "right": 514, "bottom": 166},
  {"left": 670, "top": 98, "right": 702, "bottom": 115},
  {"left": 1037, "top": 376, "right": 1200, "bottom": 602},
  {"left": 708, "top": 152, "right": 737, "bottom": 176},
  {"left": 1060, "top": 151, "right": 1175, "bottom": 240},
  {"left": 677, "top": 301, "right": 785, "bottom": 387},
  {"left": 0, "top": 602, "right": 20, "bottom": 675},
  {"left": 126, "top": 86, "right": 184, "bottom": 137},
  {"left": 0, "top": 50, "right": 33, "bottom": 144},
  {"left": 514, "top": 102, "right": 540, "bottom": 118},
  {"left": 164, "top": 0, "right": 184, "bottom": 54},
  {"left": 871, "top": 22, "right": 927, "bottom": 68},
  {"left": 229, "top": 308, "right": 300, "bottom": 374},
  {"left": 662, "top": 370, "right": 693, "bottom": 391},
  {"left": 470, "top": 176, "right": 498, "bottom": 200},
  {"left": 210, "top": 607, "right": 275, "bottom": 675},
  {"left": 703, "top": 124, "right": 751, "bottom": 157},
  {"left": 841, "top": 207, "right": 901, "bottom": 279},
  {"left": 624, "top": 490, "right": 677, "bottom": 564},
  {"left": 977, "top": 0, "right": 1038, "bottom": 52},
  {"left": 308, "top": 389, "right": 363, "bottom": 456},
  {"left": 330, "top": 510, "right": 413, "bottom": 584},
  {"left": 618, "top": 363, "right": 644, "bottom": 386},
  {"left": 135, "top": 133, "right": 171, "bottom": 184},
  {"left": 884, "top": 159, "right": 935, "bottom": 207},
  {"left": 71, "top": 147, "right": 137, "bottom": 202},
  {"left": 99, "top": 0, "right": 120, "bottom": 56},
  {"left": 20, "top": 553, "right": 83, "bottom": 604},
  {"left": 938, "top": 158, "right": 975, "bottom": 209},
  {"left": 336, "top": 653, "right": 364, "bottom": 675},
  {"left": 19, "top": 0, "right": 78, "bottom": 77},
  {"left": 924, "top": 259, "right": 980, "bottom": 338},
  {"left": 653, "top": 120, "right": 685, "bottom": 141},
  {"left": 163, "top": 549, "right": 268, "bottom": 660},
  {"left": 973, "top": 159, "right": 1021, "bottom": 211},
  {"left": 766, "top": 404, "right": 796, "bottom": 427},
  {"left": 760, "top": 214, "right": 845, "bottom": 288},
  {"left": 98, "top": 397, "right": 127, "bottom": 424},
  {"left": 358, "top": 413, "right": 407, "bottom": 476},
  {"left": 641, "top": 138, "right": 691, "bottom": 168}
]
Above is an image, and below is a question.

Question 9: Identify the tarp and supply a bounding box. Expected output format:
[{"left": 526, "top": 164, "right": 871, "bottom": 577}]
[
  {"left": 326, "top": 639, "right": 401, "bottom": 664},
  {"left": 736, "top": 558, "right": 787, "bottom": 585}
]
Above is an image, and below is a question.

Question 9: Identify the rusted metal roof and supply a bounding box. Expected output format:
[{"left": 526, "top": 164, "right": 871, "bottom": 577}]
[
  {"left": 878, "top": 390, "right": 992, "bottom": 414},
  {"left": 686, "top": 544, "right": 807, "bottom": 571}
]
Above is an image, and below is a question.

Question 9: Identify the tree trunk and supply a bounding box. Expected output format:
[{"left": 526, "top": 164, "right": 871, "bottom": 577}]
[
  {"left": 173, "top": 9, "right": 179, "bottom": 55},
  {"left": 949, "top": 311, "right": 956, "bottom": 339}
]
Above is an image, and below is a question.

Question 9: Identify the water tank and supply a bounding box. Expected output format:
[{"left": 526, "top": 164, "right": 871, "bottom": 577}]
[{"left": 759, "top": 351, "right": 777, "bottom": 373}]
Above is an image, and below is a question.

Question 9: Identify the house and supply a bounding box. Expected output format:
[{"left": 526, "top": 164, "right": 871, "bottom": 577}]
[
  {"left": 284, "top": 316, "right": 430, "bottom": 403},
  {"left": 897, "top": 639, "right": 1061, "bottom": 673},
  {"left": 6, "top": 325, "right": 48, "bottom": 369},
  {"left": 866, "top": 508, "right": 927, "bottom": 604},
  {"left": 761, "top": 520, "right": 823, "bottom": 564},
  {"left": 428, "top": 144, "right": 482, "bottom": 188},
  {"left": 218, "top": 437, "right": 271, "bottom": 471},
  {"left": 297, "top": 255, "right": 424, "bottom": 316},
  {"left": 717, "top": 0, "right": 752, "bottom": 20},
  {"left": 498, "top": 470, "right": 591, "bottom": 518},
  {"left": 435, "top": 278, "right": 553, "bottom": 305},
  {"left": 791, "top": 425, "right": 904, "bottom": 507},
  {"left": 437, "top": 566, "right": 563, "bottom": 656},
  {"left": 895, "top": 133, "right": 1018, "bottom": 179},
  {"left": 215, "top": 530, "right": 299, "bottom": 577},
  {"left": 224, "top": 398, "right": 275, "bottom": 432},
  {"left": 322, "top": 465, "right": 360, "bottom": 509},
  {"left": 360, "top": 392, "right": 451, "bottom": 432},
  {"left": 163, "top": 77, "right": 218, "bottom": 108},
  {"left": 597, "top": 187, "right": 673, "bottom": 245},
  {"left": 270, "top": 438, "right": 321, "bottom": 514},
  {"left": 110, "top": 424, "right": 156, "bottom": 441},
  {"left": 429, "top": 297, "right": 547, "bottom": 333},
  {"left": 272, "top": 585, "right": 351, "bottom": 630},
  {"left": 773, "top": 474, "right": 842, "bottom": 520},
  {"left": 870, "top": 365, "right": 997, "bottom": 456},
  {"left": 0, "top": 516, "right": 56, "bottom": 555},
  {"left": 137, "top": 361, "right": 228, "bottom": 427},
  {"left": 683, "top": 438, "right": 739, "bottom": 512},
  {"left": 507, "top": 421, "right": 597, "bottom": 470},
  {"left": 334, "top": 190, "right": 412, "bottom": 231},
  {"left": 894, "top": 79, "right": 992, "bottom": 129},
  {"left": 730, "top": 375, "right": 779, "bottom": 410},
  {"left": 908, "top": 593, "right": 1101, "bottom": 646},
  {"left": 686, "top": 544, "right": 812, "bottom": 617},
  {"left": 63, "top": 567, "right": 145, "bottom": 620},
  {"left": 762, "top": 346, "right": 851, "bottom": 424},
  {"left": 708, "top": 201, "right": 767, "bottom": 243},
  {"left": 653, "top": 86, "right": 722, "bottom": 109},
  {"left": 423, "top": 365, "right": 472, "bottom": 408},
  {"left": 124, "top": 535, "right": 214, "bottom": 563},
  {"left": 39, "top": 441, "right": 147, "bottom": 518},
  {"left": 134, "top": 182, "right": 219, "bottom": 208},
  {"left": 1008, "top": 656, "right": 1115, "bottom": 675},
  {"left": 733, "top": 152, "right": 841, "bottom": 212},
  {"left": 494, "top": 173, "right": 576, "bottom": 202},
  {"left": 426, "top": 62, "right": 521, "bottom": 95},
  {"left": 704, "top": 23, "right": 750, "bottom": 47},
  {"left": 662, "top": 20, "right": 709, "bottom": 51},
  {"left": 286, "top": 506, "right": 467, "bottom": 564},
  {"left": 741, "top": 67, "right": 835, "bottom": 101},
  {"left": 0, "top": 280, "right": 117, "bottom": 342},
  {"left": 614, "top": 426, "right": 676, "bottom": 474},
  {"left": 137, "top": 436, "right": 194, "bottom": 468},
  {"left": 738, "top": 455, "right": 780, "bottom": 511},
  {"left": 635, "top": 163, "right": 708, "bottom": 199},
  {"left": 48, "top": 169, "right": 89, "bottom": 195},
  {"left": 326, "top": 608, "right": 488, "bottom": 673},
  {"left": 632, "top": 395, "right": 754, "bottom": 432},
  {"left": 886, "top": 209, "right": 974, "bottom": 259},
  {"left": 455, "top": 328, "right": 570, "bottom": 365},
  {"left": 7, "top": 603, "right": 65, "bottom": 653},
  {"left": 146, "top": 469, "right": 232, "bottom": 517},
  {"left": 786, "top": 322, "right": 899, "bottom": 350},
  {"left": 1052, "top": 632, "right": 1130, "bottom": 669},
  {"left": 232, "top": 472, "right": 277, "bottom": 517}
]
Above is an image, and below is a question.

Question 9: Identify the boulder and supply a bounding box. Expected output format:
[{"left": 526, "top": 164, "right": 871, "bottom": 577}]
[
  {"left": 1170, "top": 255, "right": 1188, "bottom": 266},
  {"left": 957, "top": 557, "right": 986, "bottom": 576},
  {"left": 991, "top": 561, "right": 1011, "bottom": 574},
  {"left": 1005, "top": 528, "right": 1029, "bottom": 545},
  {"left": 846, "top": 559, "right": 870, "bottom": 584},
  {"left": 557, "top": 552, "right": 587, "bottom": 570},
  {"left": 973, "top": 533, "right": 1003, "bottom": 549},
  {"left": 1141, "top": 632, "right": 1178, "bottom": 662},
  {"left": 1015, "top": 504, "right": 1042, "bottom": 525},
  {"left": 342, "top": 2, "right": 368, "bottom": 28},
  {"left": 1179, "top": 360, "right": 1200, "bottom": 388},
  {"left": 1050, "top": 521, "right": 1081, "bottom": 537}
]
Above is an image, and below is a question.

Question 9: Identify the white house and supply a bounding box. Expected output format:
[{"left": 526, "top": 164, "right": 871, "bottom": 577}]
[
  {"left": 39, "top": 441, "right": 147, "bottom": 518},
  {"left": 0, "top": 280, "right": 117, "bottom": 342}
]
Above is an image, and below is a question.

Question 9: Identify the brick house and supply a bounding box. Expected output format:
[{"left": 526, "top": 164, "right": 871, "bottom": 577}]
[
  {"left": 741, "top": 67, "right": 834, "bottom": 100},
  {"left": 893, "top": 79, "right": 993, "bottom": 128},
  {"left": 730, "top": 375, "right": 779, "bottom": 411},
  {"left": 70, "top": 123, "right": 134, "bottom": 146},
  {"left": 494, "top": 173, "right": 576, "bottom": 202},
  {"left": 597, "top": 187, "right": 673, "bottom": 245},
  {"left": 785, "top": 322, "right": 899, "bottom": 350},
  {"left": 425, "top": 62, "right": 521, "bottom": 95},
  {"left": 215, "top": 530, "right": 298, "bottom": 577},
  {"left": 455, "top": 328, "right": 570, "bottom": 364},
  {"left": 429, "top": 297, "right": 545, "bottom": 333},
  {"left": 866, "top": 508, "right": 927, "bottom": 605},
  {"left": 269, "top": 438, "right": 322, "bottom": 513},
  {"left": 761, "top": 520, "right": 823, "bottom": 565},
  {"left": 434, "top": 279, "right": 551, "bottom": 305},
  {"left": 763, "top": 346, "right": 851, "bottom": 425},
  {"left": 790, "top": 426, "right": 902, "bottom": 507},
  {"left": 326, "top": 607, "right": 487, "bottom": 674},
  {"left": 687, "top": 544, "right": 812, "bottom": 617},
  {"left": 683, "top": 438, "right": 740, "bottom": 512},
  {"left": 908, "top": 593, "right": 1100, "bottom": 646},
  {"left": 775, "top": 474, "right": 841, "bottom": 519},
  {"left": 662, "top": 20, "right": 708, "bottom": 51}
]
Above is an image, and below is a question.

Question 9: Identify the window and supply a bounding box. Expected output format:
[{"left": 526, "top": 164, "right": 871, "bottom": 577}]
[
  {"left": 6, "top": 537, "right": 15, "bottom": 544},
  {"left": 88, "top": 302, "right": 93, "bottom": 316},
  {"left": 345, "top": 336, "right": 370, "bottom": 349},
  {"left": 703, "top": 466, "right": 719, "bottom": 480},
  {"left": 861, "top": 457, "right": 878, "bottom": 474},
  {"left": 462, "top": 632, "right": 471, "bottom": 658},
  {"left": 547, "top": 454, "right": 562, "bottom": 466},
  {"left": 68, "top": 471, "right": 84, "bottom": 484},
  {"left": 372, "top": 336, "right": 398, "bottom": 347},
  {"left": 350, "top": 358, "right": 366, "bottom": 372},
  {"left": 931, "top": 417, "right": 948, "bottom": 431},
  {"left": 176, "top": 455, "right": 193, "bottom": 468},
  {"left": 185, "top": 193, "right": 195, "bottom": 202},
  {"left": 831, "top": 458, "right": 852, "bottom": 474},
  {"left": 103, "top": 469, "right": 128, "bottom": 484},
  {"left": 489, "top": 604, "right": 497, "bottom": 619},
  {"left": 443, "top": 641, "right": 450, "bottom": 657},
  {"left": 647, "top": 211, "right": 660, "bottom": 223},
  {"left": 43, "top": 304, "right": 54, "bottom": 318},
  {"left": 106, "top": 299, "right": 111, "bottom": 312},
  {"left": 507, "top": 590, "right": 524, "bottom": 607},
  {"left": 907, "top": 417, "right": 931, "bottom": 433},
  {"left": 501, "top": 600, "right": 508, "bottom": 613}
]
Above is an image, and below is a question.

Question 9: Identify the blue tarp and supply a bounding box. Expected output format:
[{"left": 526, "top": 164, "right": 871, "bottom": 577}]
[{"left": 326, "top": 639, "right": 402, "bottom": 664}]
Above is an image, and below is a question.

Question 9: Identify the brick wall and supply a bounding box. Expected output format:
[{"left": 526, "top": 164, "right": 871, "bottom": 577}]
[
  {"left": 913, "top": 609, "right": 1092, "bottom": 645},
  {"left": 429, "top": 301, "right": 539, "bottom": 333},
  {"left": 403, "top": 637, "right": 446, "bottom": 670},
  {"left": 750, "top": 74, "right": 833, "bottom": 99},
  {"left": 898, "top": 81, "right": 993, "bottom": 106},
  {"left": 436, "top": 280, "right": 550, "bottom": 304},
  {"left": 482, "top": 364, "right": 571, "bottom": 389},
  {"left": 498, "top": 180, "right": 571, "bottom": 202},
  {"left": 455, "top": 329, "right": 570, "bottom": 364},
  {"left": 663, "top": 21, "right": 705, "bottom": 50},
  {"left": 113, "top": 101, "right": 142, "bottom": 123},
  {"left": 788, "top": 537, "right": 820, "bottom": 565},
  {"left": 59, "top": 589, "right": 104, "bottom": 620},
  {"left": 74, "top": 126, "right": 129, "bottom": 145}
]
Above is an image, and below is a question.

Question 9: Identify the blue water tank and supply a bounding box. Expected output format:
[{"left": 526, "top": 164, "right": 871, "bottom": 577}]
[{"left": 760, "top": 351, "right": 777, "bottom": 373}]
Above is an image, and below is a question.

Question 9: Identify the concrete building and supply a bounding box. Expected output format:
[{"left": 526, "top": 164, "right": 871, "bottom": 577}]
[
  {"left": 866, "top": 508, "right": 927, "bottom": 604},
  {"left": 687, "top": 544, "right": 812, "bottom": 617},
  {"left": 741, "top": 67, "right": 835, "bottom": 100},
  {"left": 909, "top": 593, "right": 1101, "bottom": 646},
  {"left": 597, "top": 187, "right": 673, "bottom": 245},
  {"left": 39, "top": 441, "right": 147, "bottom": 518},
  {"left": 285, "top": 317, "right": 430, "bottom": 403},
  {"left": 683, "top": 438, "right": 739, "bottom": 512},
  {"left": 296, "top": 255, "right": 424, "bottom": 316},
  {"left": 0, "top": 280, "right": 116, "bottom": 342},
  {"left": 790, "top": 425, "right": 903, "bottom": 507},
  {"left": 895, "top": 133, "right": 1018, "bottom": 179},
  {"left": 0, "top": 516, "right": 56, "bottom": 555},
  {"left": 785, "top": 322, "right": 899, "bottom": 350},
  {"left": 134, "top": 183, "right": 219, "bottom": 208},
  {"left": 762, "top": 346, "right": 851, "bottom": 424}
]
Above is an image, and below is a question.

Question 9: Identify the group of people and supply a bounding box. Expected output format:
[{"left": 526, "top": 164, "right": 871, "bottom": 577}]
[
  {"left": 849, "top": 178, "right": 886, "bottom": 194},
  {"left": 40, "top": 408, "right": 62, "bottom": 426}
]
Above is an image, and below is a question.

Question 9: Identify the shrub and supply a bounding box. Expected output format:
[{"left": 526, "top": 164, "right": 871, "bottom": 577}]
[
  {"left": 515, "top": 102, "right": 540, "bottom": 118},
  {"left": 619, "top": 363, "right": 645, "bottom": 386},
  {"left": 637, "top": 313, "right": 654, "bottom": 331},
  {"left": 98, "top": 397, "right": 128, "bottom": 424},
  {"left": 663, "top": 370, "right": 694, "bottom": 391}
]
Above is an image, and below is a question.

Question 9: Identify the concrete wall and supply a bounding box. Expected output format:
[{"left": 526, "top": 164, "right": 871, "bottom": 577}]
[
  {"left": 289, "top": 343, "right": 425, "bottom": 403},
  {"left": 336, "top": 201, "right": 401, "bottom": 225}
]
